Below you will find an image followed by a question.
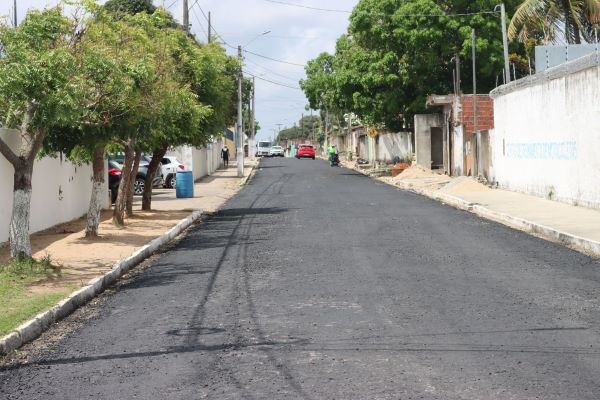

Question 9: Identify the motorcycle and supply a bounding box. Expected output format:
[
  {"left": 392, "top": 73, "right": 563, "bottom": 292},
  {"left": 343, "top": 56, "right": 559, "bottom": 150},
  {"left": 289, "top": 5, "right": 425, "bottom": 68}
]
[{"left": 330, "top": 153, "right": 340, "bottom": 167}]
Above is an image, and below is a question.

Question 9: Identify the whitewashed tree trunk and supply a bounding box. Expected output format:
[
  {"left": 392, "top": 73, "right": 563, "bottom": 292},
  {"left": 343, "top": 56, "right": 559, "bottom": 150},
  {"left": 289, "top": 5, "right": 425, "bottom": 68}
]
[
  {"left": 9, "top": 187, "right": 32, "bottom": 259},
  {"left": 85, "top": 146, "right": 106, "bottom": 237}
]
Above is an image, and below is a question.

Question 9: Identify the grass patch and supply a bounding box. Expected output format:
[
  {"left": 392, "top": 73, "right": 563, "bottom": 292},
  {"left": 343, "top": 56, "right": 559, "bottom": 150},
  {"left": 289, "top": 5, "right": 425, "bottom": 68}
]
[{"left": 0, "top": 255, "right": 72, "bottom": 337}]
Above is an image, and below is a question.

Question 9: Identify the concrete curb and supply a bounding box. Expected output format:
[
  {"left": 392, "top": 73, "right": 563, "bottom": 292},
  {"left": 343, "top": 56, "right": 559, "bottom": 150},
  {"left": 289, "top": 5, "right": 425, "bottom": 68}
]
[
  {"left": 346, "top": 163, "right": 600, "bottom": 259},
  {"left": 0, "top": 210, "right": 203, "bottom": 356},
  {"left": 240, "top": 160, "right": 260, "bottom": 186}
]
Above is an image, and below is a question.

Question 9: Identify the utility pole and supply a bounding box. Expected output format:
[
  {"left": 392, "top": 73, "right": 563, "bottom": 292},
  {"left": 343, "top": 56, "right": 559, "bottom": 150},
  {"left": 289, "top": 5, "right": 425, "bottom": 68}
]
[
  {"left": 237, "top": 45, "right": 244, "bottom": 177},
  {"left": 472, "top": 29, "right": 478, "bottom": 177},
  {"left": 454, "top": 54, "right": 461, "bottom": 95},
  {"left": 207, "top": 12, "right": 211, "bottom": 43},
  {"left": 183, "top": 0, "right": 189, "bottom": 33},
  {"left": 249, "top": 77, "right": 256, "bottom": 158},
  {"left": 13, "top": 0, "right": 17, "bottom": 27},
  {"left": 500, "top": 3, "right": 510, "bottom": 84},
  {"left": 301, "top": 113, "right": 304, "bottom": 140}
]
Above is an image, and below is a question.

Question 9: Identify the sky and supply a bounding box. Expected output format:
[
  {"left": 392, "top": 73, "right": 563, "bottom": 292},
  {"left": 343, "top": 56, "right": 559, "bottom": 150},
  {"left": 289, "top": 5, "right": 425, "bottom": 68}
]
[{"left": 1, "top": 0, "right": 360, "bottom": 142}]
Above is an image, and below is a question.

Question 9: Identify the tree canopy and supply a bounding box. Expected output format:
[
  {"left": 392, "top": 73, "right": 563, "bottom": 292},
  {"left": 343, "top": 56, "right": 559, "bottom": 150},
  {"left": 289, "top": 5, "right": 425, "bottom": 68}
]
[{"left": 301, "top": 0, "right": 525, "bottom": 131}]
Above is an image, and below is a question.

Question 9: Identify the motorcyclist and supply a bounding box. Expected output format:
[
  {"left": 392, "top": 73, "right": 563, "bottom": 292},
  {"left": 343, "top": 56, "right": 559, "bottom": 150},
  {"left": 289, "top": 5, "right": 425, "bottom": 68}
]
[{"left": 327, "top": 144, "right": 338, "bottom": 166}]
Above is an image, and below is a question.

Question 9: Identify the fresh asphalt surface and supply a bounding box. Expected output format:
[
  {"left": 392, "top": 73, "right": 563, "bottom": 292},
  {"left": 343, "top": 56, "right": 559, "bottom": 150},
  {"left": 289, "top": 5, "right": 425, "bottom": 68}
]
[{"left": 2, "top": 157, "right": 600, "bottom": 399}]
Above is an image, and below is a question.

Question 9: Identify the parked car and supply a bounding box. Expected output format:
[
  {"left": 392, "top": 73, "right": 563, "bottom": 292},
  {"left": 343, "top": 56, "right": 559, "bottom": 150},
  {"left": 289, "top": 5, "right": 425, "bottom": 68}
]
[
  {"left": 257, "top": 141, "right": 272, "bottom": 157},
  {"left": 160, "top": 156, "right": 185, "bottom": 188},
  {"left": 140, "top": 155, "right": 185, "bottom": 188},
  {"left": 108, "top": 160, "right": 122, "bottom": 204},
  {"left": 108, "top": 157, "right": 164, "bottom": 198},
  {"left": 269, "top": 145, "right": 285, "bottom": 157},
  {"left": 296, "top": 144, "right": 315, "bottom": 160}
]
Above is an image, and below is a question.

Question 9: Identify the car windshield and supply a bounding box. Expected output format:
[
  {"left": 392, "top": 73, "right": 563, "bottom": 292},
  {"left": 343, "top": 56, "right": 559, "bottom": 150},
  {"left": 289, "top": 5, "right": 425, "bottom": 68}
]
[
  {"left": 259, "top": 142, "right": 271, "bottom": 148},
  {"left": 272, "top": 146, "right": 282, "bottom": 150}
]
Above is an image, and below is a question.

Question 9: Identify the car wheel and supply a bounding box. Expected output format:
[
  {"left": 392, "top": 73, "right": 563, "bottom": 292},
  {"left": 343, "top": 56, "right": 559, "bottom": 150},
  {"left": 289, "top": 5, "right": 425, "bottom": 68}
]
[
  {"left": 169, "top": 175, "right": 177, "bottom": 188},
  {"left": 312, "top": 157, "right": 315, "bottom": 160},
  {"left": 134, "top": 178, "right": 145, "bottom": 195}
]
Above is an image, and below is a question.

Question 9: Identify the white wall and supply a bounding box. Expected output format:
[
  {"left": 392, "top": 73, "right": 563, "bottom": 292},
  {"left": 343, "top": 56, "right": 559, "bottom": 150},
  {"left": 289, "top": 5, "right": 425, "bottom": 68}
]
[
  {"left": 377, "top": 132, "right": 413, "bottom": 163},
  {"left": 491, "top": 62, "right": 600, "bottom": 208},
  {"left": 452, "top": 125, "right": 464, "bottom": 176},
  {"left": 175, "top": 139, "right": 225, "bottom": 182},
  {"left": 1, "top": 129, "right": 106, "bottom": 244}
]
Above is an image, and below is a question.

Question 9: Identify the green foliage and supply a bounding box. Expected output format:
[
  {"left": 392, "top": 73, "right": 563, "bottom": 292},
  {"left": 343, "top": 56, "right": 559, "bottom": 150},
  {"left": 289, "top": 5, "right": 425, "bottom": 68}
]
[
  {"left": 301, "top": 0, "right": 526, "bottom": 131},
  {"left": 104, "top": 0, "right": 156, "bottom": 17},
  {"left": 508, "top": 0, "right": 600, "bottom": 45},
  {"left": 0, "top": 7, "right": 83, "bottom": 132},
  {"left": 277, "top": 115, "right": 320, "bottom": 141}
]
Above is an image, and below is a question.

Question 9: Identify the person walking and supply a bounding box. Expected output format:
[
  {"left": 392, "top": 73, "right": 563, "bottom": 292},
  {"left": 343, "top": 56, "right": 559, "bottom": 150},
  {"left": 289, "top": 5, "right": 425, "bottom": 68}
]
[{"left": 221, "top": 146, "right": 230, "bottom": 167}]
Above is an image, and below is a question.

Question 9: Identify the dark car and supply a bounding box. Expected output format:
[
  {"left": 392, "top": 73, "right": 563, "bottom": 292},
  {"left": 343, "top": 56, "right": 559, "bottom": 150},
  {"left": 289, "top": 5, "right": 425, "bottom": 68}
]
[
  {"left": 108, "top": 160, "right": 122, "bottom": 204},
  {"left": 296, "top": 144, "right": 315, "bottom": 160},
  {"left": 108, "top": 158, "right": 163, "bottom": 201}
]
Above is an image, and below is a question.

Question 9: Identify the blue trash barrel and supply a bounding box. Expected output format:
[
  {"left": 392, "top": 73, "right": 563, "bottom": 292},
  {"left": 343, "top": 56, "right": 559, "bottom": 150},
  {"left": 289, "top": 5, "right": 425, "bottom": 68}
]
[{"left": 176, "top": 170, "right": 194, "bottom": 198}]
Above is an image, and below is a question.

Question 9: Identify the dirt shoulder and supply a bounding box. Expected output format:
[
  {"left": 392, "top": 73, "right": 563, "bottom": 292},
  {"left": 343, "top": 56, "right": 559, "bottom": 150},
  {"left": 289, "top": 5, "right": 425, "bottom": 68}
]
[{"left": 0, "top": 162, "right": 256, "bottom": 336}]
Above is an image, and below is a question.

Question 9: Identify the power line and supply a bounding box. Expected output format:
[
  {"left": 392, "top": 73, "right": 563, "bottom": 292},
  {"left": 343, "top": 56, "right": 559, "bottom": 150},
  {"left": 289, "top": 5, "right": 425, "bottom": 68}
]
[
  {"left": 244, "top": 49, "right": 306, "bottom": 67},
  {"left": 191, "top": 2, "right": 237, "bottom": 49},
  {"left": 190, "top": 6, "right": 208, "bottom": 38},
  {"left": 244, "top": 58, "right": 303, "bottom": 82},
  {"left": 263, "top": 0, "right": 500, "bottom": 18},
  {"left": 243, "top": 70, "right": 302, "bottom": 90},
  {"left": 165, "top": 0, "right": 179, "bottom": 10}
]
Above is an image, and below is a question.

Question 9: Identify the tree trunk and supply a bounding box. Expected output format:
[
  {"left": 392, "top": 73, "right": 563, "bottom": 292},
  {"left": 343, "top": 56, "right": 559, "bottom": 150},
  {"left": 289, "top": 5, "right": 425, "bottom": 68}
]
[
  {"left": 9, "top": 163, "right": 34, "bottom": 259},
  {"left": 85, "top": 145, "right": 106, "bottom": 238},
  {"left": 126, "top": 149, "right": 141, "bottom": 217},
  {"left": 142, "top": 145, "right": 168, "bottom": 211},
  {"left": 113, "top": 139, "right": 134, "bottom": 227}
]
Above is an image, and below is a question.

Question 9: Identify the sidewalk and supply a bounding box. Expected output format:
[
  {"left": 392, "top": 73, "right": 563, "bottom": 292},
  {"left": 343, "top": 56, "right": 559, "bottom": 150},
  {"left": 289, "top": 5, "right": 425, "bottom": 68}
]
[{"left": 0, "top": 161, "right": 256, "bottom": 337}]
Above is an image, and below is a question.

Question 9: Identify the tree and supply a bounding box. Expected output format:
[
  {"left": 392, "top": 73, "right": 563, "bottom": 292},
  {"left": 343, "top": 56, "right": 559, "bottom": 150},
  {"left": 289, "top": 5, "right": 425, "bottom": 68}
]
[
  {"left": 302, "top": 0, "right": 525, "bottom": 130},
  {"left": 43, "top": 4, "right": 140, "bottom": 237},
  {"left": 104, "top": 0, "right": 156, "bottom": 17},
  {"left": 509, "top": 0, "right": 600, "bottom": 44},
  {"left": 0, "top": 8, "right": 83, "bottom": 258}
]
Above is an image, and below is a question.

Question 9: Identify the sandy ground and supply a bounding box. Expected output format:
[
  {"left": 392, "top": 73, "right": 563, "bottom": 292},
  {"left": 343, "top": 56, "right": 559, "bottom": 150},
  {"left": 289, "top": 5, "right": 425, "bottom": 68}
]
[
  {"left": 0, "top": 162, "right": 257, "bottom": 294},
  {"left": 379, "top": 164, "right": 452, "bottom": 192}
]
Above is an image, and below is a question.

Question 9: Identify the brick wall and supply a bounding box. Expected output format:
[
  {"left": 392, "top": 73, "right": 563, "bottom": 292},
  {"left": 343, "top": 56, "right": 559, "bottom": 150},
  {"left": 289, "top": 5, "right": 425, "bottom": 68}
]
[{"left": 458, "top": 95, "right": 494, "bottom": 133}]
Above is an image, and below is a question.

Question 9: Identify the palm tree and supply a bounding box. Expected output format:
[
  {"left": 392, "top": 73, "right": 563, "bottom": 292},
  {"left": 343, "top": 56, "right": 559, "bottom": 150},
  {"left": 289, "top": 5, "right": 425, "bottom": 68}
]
[{"left": 509, "top": 0, "right": 600, "bottom": 44}]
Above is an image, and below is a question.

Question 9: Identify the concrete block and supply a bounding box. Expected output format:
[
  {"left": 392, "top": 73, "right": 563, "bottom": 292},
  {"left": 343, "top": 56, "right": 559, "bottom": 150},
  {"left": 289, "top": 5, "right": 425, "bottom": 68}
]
[
  {"left": 16, "top": 319, "right": 42, "bottom": 344},
  {"left": 35, "top": 309, "right": 57, "bottom": 331},
  {"left": 0, "top": 332, "right": 22, "bottom": 355},
  {"left": 54, "top": 297, "right": 75, "bottom": 320},
  {"left": 87, "top": 276, "right": 104, "bottom": 295},
  {"left": 68, "top": 286, "right": 95, "bottom": 307}
]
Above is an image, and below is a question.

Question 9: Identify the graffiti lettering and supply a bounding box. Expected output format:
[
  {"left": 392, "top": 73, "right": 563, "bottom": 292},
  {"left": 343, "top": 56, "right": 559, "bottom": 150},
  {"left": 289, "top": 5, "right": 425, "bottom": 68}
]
[{"left": 505, "top": 141, "right": 577, "bottom": 160}]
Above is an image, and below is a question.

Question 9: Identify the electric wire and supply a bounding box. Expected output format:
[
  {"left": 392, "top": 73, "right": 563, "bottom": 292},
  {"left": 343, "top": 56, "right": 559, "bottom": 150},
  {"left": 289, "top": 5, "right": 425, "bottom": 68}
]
[
  {"left": 243, "top": 70, "right": 302, "bottom": 90},
  {"left": 190, "top": 6, "right": 208, "bottom": 38},
  {"left": 244, "top": 58, "right": 303, "bottom": 82},
  {"left": 244, "top": 49, "right": 306, "bottom": 67},
  {"left": 264, "top": 0, "right": 500, "bottom": 18},
  {"left": 165, "top": 0, "right": 179, "bottom": 11}
]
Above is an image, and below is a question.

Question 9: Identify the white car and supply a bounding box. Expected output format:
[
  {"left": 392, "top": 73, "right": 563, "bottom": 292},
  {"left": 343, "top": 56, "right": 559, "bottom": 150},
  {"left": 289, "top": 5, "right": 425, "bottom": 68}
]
[
  {"left": 257, "top": 141, "right": 272, "bottom": 157},
  {"left": 269, "top": 145, "right": 284, "bottom": 157},
  {"left": 160, "top": 156, "right": 185, "bottom": 188}
]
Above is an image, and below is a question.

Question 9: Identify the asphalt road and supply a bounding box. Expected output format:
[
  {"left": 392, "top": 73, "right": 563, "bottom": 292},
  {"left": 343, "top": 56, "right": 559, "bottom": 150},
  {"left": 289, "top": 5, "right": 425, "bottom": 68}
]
[{"left": 2, "top": 157, "right": 600, "bottom": 399}]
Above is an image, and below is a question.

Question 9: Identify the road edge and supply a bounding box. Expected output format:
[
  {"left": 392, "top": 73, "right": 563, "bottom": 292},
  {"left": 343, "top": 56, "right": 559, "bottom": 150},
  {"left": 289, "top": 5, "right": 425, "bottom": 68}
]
[
  {"left": 346, "top": 164, "right": 600, "bottom": 259},
  {"left": 0, "top": 210, "right": 203, "bottom": 356},
  {"left": 239, "top": 159, "right": 260, "bottom": 186}
]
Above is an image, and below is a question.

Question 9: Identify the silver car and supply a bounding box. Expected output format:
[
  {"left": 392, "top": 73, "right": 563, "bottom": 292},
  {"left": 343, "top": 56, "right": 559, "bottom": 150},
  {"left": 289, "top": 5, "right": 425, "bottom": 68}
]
[{"left": 269, "top": 145, "right": 285, "bottom": 157}]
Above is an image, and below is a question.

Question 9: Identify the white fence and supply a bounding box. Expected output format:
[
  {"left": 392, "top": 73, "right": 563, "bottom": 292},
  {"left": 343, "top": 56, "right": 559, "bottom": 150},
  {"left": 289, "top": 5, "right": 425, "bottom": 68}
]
[
  {"left": 0, "top": 128, "right": 105, "bottom": 244},
  {"left": 168, "top": 139, "right": 225, "bottom": 182},
  {"left": 490, "top": 53, "right": 600, "bottom": 208}
]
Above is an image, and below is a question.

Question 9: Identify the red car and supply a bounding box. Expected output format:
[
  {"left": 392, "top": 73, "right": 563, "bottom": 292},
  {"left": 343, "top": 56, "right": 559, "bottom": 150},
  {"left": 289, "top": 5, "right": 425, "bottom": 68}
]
[{"left": 296, "top": 144, "right": 315, "bottom": 160}]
